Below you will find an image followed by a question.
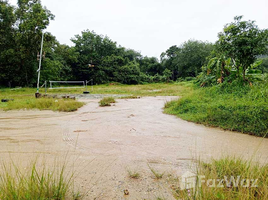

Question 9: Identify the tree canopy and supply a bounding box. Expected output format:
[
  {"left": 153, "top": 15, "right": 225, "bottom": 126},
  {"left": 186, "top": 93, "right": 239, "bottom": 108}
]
[
  {"left": 217, "top": 16, "right": 268, "bottom": 81},
  {"left": 199, "top": 16, "right": 268, "bottom": 86}
]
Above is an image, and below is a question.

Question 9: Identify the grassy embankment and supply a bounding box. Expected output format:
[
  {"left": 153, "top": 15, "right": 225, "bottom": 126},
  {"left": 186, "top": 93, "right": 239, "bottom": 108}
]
[
  {"left": 0, "top": 83, "right": 191, "bottom": 112},
  {"left": 165, "top": 81, "right": 268, "bottom": 137}
]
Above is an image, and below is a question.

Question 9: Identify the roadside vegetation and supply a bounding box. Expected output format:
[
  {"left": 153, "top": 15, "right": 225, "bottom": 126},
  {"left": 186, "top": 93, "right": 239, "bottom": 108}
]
[{"left": 174, "top": 157, "right": 268, "bottom": 200}]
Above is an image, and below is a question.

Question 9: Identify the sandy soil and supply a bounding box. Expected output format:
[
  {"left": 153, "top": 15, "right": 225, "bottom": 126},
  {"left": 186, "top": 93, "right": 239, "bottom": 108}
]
[{"left": 0, "top": 96, "right": 268, "bottom": 199}]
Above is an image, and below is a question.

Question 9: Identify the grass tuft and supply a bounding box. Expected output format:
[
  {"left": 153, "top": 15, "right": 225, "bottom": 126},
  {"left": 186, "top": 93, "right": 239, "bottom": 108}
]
[
  {"left": 148, "top": 165, "right": 164, "bottom": 180},
  {"left": 98, "top": 97, "right": 116, "bottom": 107},
  {"left": 127, "top": 170, "right": 141, "bottom": 179},
  {"left": 0, "top": 160, "right": 80, "bottom": 200}
]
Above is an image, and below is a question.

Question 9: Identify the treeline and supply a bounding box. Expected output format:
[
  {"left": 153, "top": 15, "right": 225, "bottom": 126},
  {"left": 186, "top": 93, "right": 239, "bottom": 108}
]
[{"left": 1, "top": 1, "right": 268, "bottom": 87}]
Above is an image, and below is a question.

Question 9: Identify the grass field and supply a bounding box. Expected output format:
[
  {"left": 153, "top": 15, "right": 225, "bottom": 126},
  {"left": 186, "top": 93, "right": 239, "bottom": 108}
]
[{"left": 0, "top": 82, "right": 192, "bottom": 112}]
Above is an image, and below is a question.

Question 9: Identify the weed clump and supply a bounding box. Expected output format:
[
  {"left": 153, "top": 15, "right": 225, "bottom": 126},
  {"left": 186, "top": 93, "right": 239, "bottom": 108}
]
[
  {"left": 127, "top": 170, "right": 141, "bottom": 179},
  {"left": 148, "top": 165, "right": 164, "bottom": 179}
]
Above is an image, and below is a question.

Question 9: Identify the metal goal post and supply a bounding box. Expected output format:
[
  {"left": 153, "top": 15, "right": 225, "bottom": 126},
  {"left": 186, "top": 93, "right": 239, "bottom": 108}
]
[{"left": 49, "top": 81, "right": 85, "bottom": 89}]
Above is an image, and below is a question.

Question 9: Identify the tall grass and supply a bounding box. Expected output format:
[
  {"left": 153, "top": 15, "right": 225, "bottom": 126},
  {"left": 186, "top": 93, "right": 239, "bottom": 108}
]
[
  {"left": 174, "top": 157, "right": 268, "bottom": 200},
  {"left": 165, "top": 81, "right": 268, "bottom": 137},
  {"left": 0, "top": 160, "right": 80, "bottom": 200}
]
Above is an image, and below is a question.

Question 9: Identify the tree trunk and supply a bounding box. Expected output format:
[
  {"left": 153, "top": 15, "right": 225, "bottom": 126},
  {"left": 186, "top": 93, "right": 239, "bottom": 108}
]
[
  {"left": 220, "top": 61, "right": 224, "bottom": 83},
  {"left": 243, "top": 67, "right": 246, "bottom": 82}
]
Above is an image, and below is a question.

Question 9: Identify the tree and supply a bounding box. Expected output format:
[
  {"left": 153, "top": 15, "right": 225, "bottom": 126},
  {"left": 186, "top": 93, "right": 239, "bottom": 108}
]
[
  {"left": 42, "top": 43, "right": 78, "bottom": 82},
  {"left": 176, "top": 40, "right": 213, "bottom": 78},
  {"left": 0, "top": 1, "right": 17, "bottom": 86},
  {"left": 161, "top": 41, "right": 213, "bottom": 80},
  {"left": 139, "top": 56, "right": 163, "bottom": 76},
  {"left": 163, "top": 68, "right": 172, "bottom": 82},
  {"left": 113, "top": 62, "right": 141, "bottom": 84},
  {"left": 217, "top": 16, "right": 268, "bottom": 81},
  {"left": 71, "top": 30, "right": 119, "bottom": 82},
  {"left": 0, "top": 0, "right": 54, "bottom": 86},
  {"left": 198, "top": 53, "right": 233, "bottom": 86},
  {"left": 160, "top": 45, "right": 180, "bottom": 80}
]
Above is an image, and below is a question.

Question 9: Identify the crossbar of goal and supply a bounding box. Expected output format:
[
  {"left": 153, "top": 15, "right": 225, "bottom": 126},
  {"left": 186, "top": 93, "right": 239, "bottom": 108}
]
[{"left": 49, "top": 81, "right": 85, "bottom": 89}]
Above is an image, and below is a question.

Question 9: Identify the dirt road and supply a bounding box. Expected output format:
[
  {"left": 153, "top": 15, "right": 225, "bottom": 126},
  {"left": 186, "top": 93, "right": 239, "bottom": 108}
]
[{"left": 1, "top": 96, "right": 268, "bottom": 199}]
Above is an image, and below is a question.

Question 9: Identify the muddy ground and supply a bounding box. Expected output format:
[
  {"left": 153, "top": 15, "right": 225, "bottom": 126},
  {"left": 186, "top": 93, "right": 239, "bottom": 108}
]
[{"left": 0, "top": 96, "right": 268, "bottom": 199}]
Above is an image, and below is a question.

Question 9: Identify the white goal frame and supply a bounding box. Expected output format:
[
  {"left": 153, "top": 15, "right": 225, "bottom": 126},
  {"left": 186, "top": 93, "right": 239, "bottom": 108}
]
[{"left": 49, "top": 81, "right": 85, "bottom": 89}]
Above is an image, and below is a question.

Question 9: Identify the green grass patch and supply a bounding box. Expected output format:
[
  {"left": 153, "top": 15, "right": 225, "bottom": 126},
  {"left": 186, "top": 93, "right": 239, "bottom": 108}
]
[
  {"left": 98, "top": 97, "right": 116, "bottom": 107},
  {"left": 164, "top": 81, "right": 268, "bottom": 137},
  {"left": 0, "top": 98, "right": 84, "bottom": 112},
  {"left": 174, "top": 157, "right": 268, "bottom": 200}
]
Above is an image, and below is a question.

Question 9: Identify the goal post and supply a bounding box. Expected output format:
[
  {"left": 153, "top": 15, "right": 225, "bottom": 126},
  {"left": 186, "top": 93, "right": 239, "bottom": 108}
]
[{"left": 49, "top": 81, "right": 85, "bottom": 89}]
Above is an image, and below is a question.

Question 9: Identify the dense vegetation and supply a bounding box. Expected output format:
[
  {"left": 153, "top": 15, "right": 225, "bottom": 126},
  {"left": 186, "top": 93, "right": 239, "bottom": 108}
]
[{"left": 165, "top": 16, "right": 268, "bottom": 137}]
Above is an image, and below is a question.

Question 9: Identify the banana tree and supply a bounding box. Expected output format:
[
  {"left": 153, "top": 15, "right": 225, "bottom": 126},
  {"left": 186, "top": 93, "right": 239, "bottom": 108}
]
[{"left": 198, "top": 55, "right": 233, "bottom": 86}]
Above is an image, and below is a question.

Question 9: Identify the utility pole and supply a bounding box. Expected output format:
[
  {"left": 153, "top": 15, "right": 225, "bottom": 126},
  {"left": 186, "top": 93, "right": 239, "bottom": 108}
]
[{"left": 35, "top": 32, "right": 44, "bottom": 98}]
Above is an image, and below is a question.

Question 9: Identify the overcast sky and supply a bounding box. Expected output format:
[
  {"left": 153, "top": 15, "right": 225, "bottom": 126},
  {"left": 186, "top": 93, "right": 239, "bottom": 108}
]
[{"left": 9, "top": 0, "right": 268, "bottom": 58}]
